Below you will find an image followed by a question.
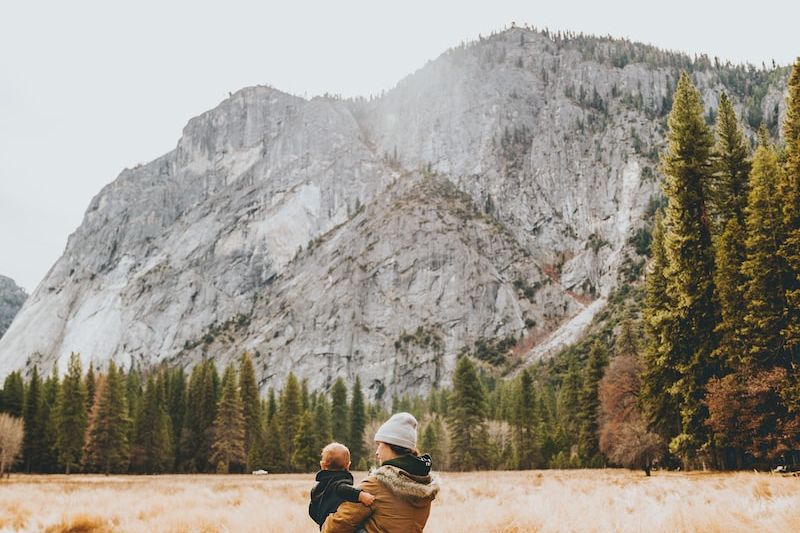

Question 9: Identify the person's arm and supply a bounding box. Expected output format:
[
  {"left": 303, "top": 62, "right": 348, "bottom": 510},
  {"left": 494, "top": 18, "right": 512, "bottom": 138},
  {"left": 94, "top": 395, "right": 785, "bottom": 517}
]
[
  {"left": 334, "top": 481, "right": 362, "bottom": 503},
  {"left": 322, "top": 478, "right": 378, "bottom": 533}
]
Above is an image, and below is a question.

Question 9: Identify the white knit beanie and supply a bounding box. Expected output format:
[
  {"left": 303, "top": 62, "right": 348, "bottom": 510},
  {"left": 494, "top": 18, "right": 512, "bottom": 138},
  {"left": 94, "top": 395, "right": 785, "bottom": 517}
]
[{"left": 374, "top": 412, "right": 418, "bottom": 450}]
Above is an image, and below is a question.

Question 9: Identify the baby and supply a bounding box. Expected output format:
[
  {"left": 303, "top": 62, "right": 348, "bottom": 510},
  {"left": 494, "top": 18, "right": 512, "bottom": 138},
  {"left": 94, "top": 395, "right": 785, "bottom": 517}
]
[{"left": 308, "top": 442, "right": 375, "bottom": 530}]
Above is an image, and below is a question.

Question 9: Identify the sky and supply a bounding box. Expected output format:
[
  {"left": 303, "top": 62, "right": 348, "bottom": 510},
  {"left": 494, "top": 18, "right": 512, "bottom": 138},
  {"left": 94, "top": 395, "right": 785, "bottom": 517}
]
[{"left": 1, "top": 0, "right": 798, "bottom": 292}]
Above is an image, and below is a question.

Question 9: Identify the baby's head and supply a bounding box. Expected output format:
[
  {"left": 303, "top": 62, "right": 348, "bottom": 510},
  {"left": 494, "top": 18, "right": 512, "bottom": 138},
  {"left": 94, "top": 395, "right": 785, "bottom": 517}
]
[{"left": 320, "top": 442, "right": 351, "bottom": 471}]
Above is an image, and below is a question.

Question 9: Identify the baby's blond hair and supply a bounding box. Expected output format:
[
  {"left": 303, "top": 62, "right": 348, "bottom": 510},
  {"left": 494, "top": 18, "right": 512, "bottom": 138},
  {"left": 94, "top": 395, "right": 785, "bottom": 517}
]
[{"left": 320, "top": 442, "right": 351, "bottom": 470}]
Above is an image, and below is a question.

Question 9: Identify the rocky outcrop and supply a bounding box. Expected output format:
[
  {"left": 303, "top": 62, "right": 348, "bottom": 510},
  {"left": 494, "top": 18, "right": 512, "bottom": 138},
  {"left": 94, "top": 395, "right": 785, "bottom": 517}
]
[
  {"left": 0, "top": 28, "right": 790, "bottom": 397},
  {"left": 0, "top": 276, "right": 27, "bottom": 340}
]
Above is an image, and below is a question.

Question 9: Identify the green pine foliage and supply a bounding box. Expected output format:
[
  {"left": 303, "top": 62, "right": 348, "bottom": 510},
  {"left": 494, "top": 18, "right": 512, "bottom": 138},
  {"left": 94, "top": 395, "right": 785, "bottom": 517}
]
[
  {"left": 448, "top": 356, "right": 490, "bottom": 470},
  {"left": 577, "top": 341, "right": 608, "bottom": 465},
  {"left": 210, "top": 365, "right": 246, "bottom": 473},
  {"left": 291, "top": 410, "right": 318, "bottom": 472},
  {"left": 56, "top": 353, "right": 87, "bottom": 474},
  {"left": 330, "top": 377, "right": 349, "bottom": 444},
  {"left": 22, "top": 365, "right": 44, "bottom": 472},
  {"left": 238, "top": 353, "right": 261, "bottom": 468},
  {"left": 82, "top": 362, "right": 131, "bottom": 474},
  {"left": 710, "top": 92, "right": 751, "bottom": 229},
  {"left": 742, "top": 137, "right": 787, "bottom": 369},
  {"left": 779, "top": 59, "right": 800, "bottom": 361},
  {"left": 349, "top": 376, "right": 366, "bottom": 464},
  {"left": 2, "top": 371, "right": 25, "bottom": 417},
  {"left": 130, "top": 374, "right": 173, "bottom": 473},
  {"left": 279, "top": 373, "right": 302, "bottom": 471},
  {"left": 659, "top": 72, "right": 719, "bottom": 466}
]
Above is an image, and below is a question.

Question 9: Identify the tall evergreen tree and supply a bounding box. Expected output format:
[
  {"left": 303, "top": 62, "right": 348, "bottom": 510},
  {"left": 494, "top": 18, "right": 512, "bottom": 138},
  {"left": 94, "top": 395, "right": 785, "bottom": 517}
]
[
  {"left": 330, "top": 377, "right": 349, "bottom": 444},
  {"left": 349, "top": 376, "right": 366, "bottom": 465},
  {"left": 279, "top": 373, "right": 302, "bottom": 471},
  {"left": 56, "top": 353, "right": 87, "bottom": 474},
  {"left": 264, "top": 414, "right": 282, "bottom": 471},
  {"left": 266, "top": 388, "right": 277, "bottom": 423},
  {"left": 130, "top": 374, "right": 173, "bottom": 473},
  {"left": 291, "top": 410, "right": 318, "bottom": 472},
  {"left": 779, "top": 59, "right": 800, "bottom": 363},
  {"left": 713, "top": 216, "right": 749, "bottom": 369},
  {"left": 314, "top": 396, "right": 333, "bottom": 457},
  {"left": 512, "top": 369, "right": 538, "bottom": 469},
  {"left": 660, "top": 72, "right": 719, "bottom": 466},
  {"left": 22, "top": 365, "right": 44, "bottom": 472},
  {"left": 742, "top": 135, "right": 787, "bottom": 368},
  {"left": 82, "top": 362, "right": 131, "bottom": 474},
  {"left": 448, "top": 356, "right": 489, "bottom": 470},
  {"left": 166, "top": 366, "right": 187, "bottom": 471},
  {"left": 239, "top": 353, "right": 261, "bottom": 467},
  {"left": 640, "top": 212, "right": 681, "bottom": 442},
  {"left": 210, "top": 365, "right": 246, "bottom": 474},
  {"left": 85, "top": 362, "right": 96, "bottom": 412},
  {"left": 710, "top": 92, "right": 751, "bottom": 229},
  {"left": 39, "top": 366, "right": 60, "bottom": 472},
  {"left": 577, "top": 340, "right": 608, "bottom": 465}
]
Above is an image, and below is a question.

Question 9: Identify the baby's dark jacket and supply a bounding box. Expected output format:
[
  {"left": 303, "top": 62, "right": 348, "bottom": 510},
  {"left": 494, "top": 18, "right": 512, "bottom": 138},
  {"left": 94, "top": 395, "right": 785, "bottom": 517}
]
[{"left": 309, "top": 469, "right": 362, "bottom": 529}]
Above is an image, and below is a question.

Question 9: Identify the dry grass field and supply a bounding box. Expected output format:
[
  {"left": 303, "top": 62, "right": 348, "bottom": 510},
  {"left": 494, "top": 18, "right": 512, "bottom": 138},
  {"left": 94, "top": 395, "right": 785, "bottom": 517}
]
[{"left": 0, "top": 470, "right": 798, "bottom": 533}]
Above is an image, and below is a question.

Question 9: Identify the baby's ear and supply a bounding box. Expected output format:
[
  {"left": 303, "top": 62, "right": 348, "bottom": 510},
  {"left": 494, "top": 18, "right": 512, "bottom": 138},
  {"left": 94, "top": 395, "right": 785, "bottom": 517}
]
[
  {"left": 346, "top": 461, "right": 351, "bottom": 470},
  {"left": 320, "top": 460, "right": 326, "bottom": 469}
]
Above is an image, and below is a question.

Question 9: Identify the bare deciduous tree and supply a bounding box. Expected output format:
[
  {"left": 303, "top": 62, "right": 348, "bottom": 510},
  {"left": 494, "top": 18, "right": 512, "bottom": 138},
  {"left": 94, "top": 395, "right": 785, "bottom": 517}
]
[{"left": 0, "top": 413, "right": 25, "bottom": 479}]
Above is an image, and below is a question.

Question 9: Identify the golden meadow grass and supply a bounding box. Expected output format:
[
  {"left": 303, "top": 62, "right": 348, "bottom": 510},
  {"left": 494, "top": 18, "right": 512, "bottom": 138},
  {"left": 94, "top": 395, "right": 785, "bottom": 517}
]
[{"left": 0, "top": 470, "right": 798, "bottom": 532}]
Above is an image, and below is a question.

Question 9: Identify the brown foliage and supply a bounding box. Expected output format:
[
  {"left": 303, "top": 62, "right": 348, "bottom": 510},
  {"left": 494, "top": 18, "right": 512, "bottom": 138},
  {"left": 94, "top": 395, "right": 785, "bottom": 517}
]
[
  {"left": 705, "top": 366, "right": 800, "bottom": 466},
  {"left": 598, "top": 353, "right": 663, "bottom": 472},
  {"left": 0, "top": 413, "right": 24, "bottom": 478}
]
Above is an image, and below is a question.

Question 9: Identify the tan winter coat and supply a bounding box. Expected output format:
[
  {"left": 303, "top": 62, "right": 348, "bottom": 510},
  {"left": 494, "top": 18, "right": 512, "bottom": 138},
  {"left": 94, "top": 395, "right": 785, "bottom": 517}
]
[{"left": 321, "top": 464, "right": 439, "bottom": 533}]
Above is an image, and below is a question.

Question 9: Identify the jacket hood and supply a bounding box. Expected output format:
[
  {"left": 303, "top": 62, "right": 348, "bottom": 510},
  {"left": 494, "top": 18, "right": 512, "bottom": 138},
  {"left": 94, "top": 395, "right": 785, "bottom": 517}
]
[
  {"left": 381, "top": 453, "right": 432, "bottom": 476},
  {"left": 314, "top": 469, "right": 354, "bottom": 483},
  {"left": 372, "top": 464, "right": 439, "bottom": 504}
]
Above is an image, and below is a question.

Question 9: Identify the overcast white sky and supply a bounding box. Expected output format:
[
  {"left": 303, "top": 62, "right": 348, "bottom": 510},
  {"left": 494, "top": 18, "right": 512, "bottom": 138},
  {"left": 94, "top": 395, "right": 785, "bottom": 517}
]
[{"left": 1, "top": 0, "right": 798, "bottom": 292}]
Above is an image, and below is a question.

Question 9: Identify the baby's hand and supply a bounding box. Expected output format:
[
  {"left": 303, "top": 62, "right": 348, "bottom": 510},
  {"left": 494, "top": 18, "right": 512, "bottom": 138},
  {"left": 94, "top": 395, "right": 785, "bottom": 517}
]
[{"left": 358, "top": 490, "right": 375, "bottom": 506}]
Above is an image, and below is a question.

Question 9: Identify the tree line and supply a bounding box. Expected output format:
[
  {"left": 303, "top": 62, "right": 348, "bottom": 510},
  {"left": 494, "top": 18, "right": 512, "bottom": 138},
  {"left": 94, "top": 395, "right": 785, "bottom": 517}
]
[{"left": 637, "top": 61, "right": 800, "bottom": 470}]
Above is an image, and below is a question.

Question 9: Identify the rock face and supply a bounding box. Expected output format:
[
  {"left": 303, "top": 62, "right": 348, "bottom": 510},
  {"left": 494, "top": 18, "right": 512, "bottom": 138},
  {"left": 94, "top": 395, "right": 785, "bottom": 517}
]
[
  {"left": 0, "top": 28, "right": 789, "bottom": 398},
  {"left": 0, "top": 276, "right": 27, "bottom": 340}
]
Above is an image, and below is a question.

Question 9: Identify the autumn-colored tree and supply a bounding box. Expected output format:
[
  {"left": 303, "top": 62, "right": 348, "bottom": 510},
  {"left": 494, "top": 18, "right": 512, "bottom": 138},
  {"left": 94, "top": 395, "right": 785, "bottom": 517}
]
[
  {"left": 598, "top": 332, "right": 663, "bottom": 476},
  {"left": 0, "top": 413, "right": 24, "bottom": 478}
]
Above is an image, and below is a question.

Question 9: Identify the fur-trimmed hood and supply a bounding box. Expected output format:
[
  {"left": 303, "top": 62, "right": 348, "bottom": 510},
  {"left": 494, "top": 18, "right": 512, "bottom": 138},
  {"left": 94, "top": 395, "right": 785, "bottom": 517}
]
[{"left": 372, "top": 465, "right": 440, "bottom": 503}]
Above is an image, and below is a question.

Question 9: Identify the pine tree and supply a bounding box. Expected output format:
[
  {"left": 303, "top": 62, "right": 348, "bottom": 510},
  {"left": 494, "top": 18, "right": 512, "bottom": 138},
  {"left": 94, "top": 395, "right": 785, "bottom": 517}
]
[
  {"left": 555, "top": 360, "right": 582, "bottom": 457},
  {"left": 279, "top": 373, "right": 302, "bottom": 471},
  {"left": 238, "top": 353, "right": 261, "bottom": 468},
  {"left": 779, "top": 59, "right": 800, "bottom": 362},
  {"left": 660, "top": 72, "right": 719, "bottom": 466},
  {"left": 512, "top": 369, "right": 538, "bottom": 469},
  {"left": 710, "top": 92, "right": 751, "bottom": 229},
  {"left": 40, "top": 366, "right": 60, "bottom": 472},
  {"left": 22, "top": 366, "right": 43, "bottom": 472},
  {"left": 196, "top": 360, "right": 220, "bottom": 472},
  {"left": 85, "top": 362, "right": 96, "bottom": 412},
  {"left": 448, "top": 356, "right": 489, "bottom": 470},
  {"left": 266, "top": 388, "right": 277, "bottom": 423},
  {"left": 713, "top": 216, "right": 749, "bottom": 369},
  {"left": 131, "top": 374, "right": 173, "bottom": 473},
  {"left": 314, "top": 396, "right": 333, "bottom": 456},
  {"left": 330, "top": 377, "right": 349, "bottom": 444},
  {"left": 210, "top": 365, "right": 246, "bottom": 474},
  {"left": 577, "top": 340, "right": 607, "bottom": 465},
  {"left": 166, "top": 366, "right": 186, "bottom": 471},
  {"left": 350, "top": 376, "right": 366, "bottom": 465},
  {"left": 291, "top": 410, "right": 318, "bottom": 472},
  {"left": 640, "top": 212, "right": 681, "bottom": 441},
  {"left": 742, "top": 135, "right": 787, "bottom": 368},
  {"left": 1, "top": 372, "right": 24, "bottom": 418},
  {"left": 82, "top": 362, "right": 131, "bottom": 474},
  {"left": 56, "top": 353, "right": 87, "bottom": 474},
  {"left": 264, "top": 414, "right": 282, "bottom": 471}
]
